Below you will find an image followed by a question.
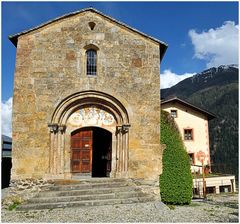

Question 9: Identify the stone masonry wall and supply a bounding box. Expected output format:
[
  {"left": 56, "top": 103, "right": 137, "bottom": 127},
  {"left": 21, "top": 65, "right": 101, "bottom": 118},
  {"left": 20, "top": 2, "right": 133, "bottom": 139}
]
[
  {"left": 2, "top": 178, "right": 54, "bottom": 208},
  {"left": 12, "top": 11, "right": 162, "bottom": 181}
]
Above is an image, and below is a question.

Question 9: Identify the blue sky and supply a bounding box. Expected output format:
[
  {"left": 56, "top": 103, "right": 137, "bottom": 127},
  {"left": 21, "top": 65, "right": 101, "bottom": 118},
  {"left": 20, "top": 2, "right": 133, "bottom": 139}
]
[{"left": 1, "top": 1, "right": 239, "bottom": 136}]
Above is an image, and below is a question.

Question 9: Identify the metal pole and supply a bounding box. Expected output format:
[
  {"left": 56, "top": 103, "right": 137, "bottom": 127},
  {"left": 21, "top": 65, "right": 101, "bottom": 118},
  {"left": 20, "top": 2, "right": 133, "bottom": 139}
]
[{"left": 202, "top": 159, "right": 206, "bottom": 199}]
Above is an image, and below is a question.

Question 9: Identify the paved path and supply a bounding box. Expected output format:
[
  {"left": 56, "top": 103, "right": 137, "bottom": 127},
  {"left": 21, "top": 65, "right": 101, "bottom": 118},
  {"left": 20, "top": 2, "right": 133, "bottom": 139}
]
[{"left": 2, "top": 193, "right": 238, "bottom": 222}]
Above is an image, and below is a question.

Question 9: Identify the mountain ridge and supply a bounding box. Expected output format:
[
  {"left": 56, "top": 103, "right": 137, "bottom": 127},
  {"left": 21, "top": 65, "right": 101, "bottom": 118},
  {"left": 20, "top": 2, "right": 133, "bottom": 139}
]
[{"left": 162, "top": 64, "right": 238, "bottom": 100}]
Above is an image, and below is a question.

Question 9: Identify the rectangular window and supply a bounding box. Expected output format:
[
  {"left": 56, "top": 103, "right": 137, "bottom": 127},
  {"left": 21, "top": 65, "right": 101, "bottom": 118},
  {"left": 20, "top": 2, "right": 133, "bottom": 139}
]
[
  {"left": 220, "top": 185, "right": 231, "bottom": 193},
  {"left": 170, "top": 110, "right": 177, "bottom": 118},
  {"left": 86, "top": 49, "right": 97, "bottom": 75},
  {"left": 184, "top": 129, "right": 193, "bottom": 140},
  {"left": 206, "top": 187, "right": 216, "bottom": 194}
]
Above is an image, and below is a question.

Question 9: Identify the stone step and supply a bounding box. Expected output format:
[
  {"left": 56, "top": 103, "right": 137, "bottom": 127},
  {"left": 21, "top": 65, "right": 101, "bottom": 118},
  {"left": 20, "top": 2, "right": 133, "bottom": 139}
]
[
  {"left": 48, "top": 181, "right": 131, "bottom": 191},
  {"left": 16, "top": 178, "right": 156, "bottom": 211},
  {"left": 52, "top": 178, "right": 130, "bottom": 185},
  {"left": 37, "top": 186, "right": 140, "bottom": 197},
  {"left": 28, "top": 191, "right": 147, "bottom": 204},
  {"left": 17, "top": 196, "right": 155, "bottom": 211}
]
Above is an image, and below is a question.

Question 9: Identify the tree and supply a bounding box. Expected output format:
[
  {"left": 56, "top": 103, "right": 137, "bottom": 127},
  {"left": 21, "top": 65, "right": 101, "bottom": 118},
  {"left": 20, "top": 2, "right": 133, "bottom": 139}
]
[{"left": 160, "top": 110, "right": 192, "bottom": 204}]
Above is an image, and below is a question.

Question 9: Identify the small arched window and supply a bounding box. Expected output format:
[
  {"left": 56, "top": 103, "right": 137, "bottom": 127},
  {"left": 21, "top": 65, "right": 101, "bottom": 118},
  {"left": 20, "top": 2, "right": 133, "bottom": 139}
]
[{"left": 86, "top": 49, "right": 97, "bottom": 76}]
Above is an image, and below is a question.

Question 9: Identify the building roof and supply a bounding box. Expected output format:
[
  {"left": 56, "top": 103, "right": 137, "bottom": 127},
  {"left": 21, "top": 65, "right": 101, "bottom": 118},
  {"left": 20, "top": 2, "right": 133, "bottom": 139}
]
[
  {"left": 2, "top": 135, "right": 12, "bottom": 143},
  {"left": 161, "top": 97, "right": 216, "bottom": 120},
  {"left": 9, "top": 7, "right": 168, "bottom": 62},
  {"left": 2, "top": 135, "right": 12, "bottom": 158}
]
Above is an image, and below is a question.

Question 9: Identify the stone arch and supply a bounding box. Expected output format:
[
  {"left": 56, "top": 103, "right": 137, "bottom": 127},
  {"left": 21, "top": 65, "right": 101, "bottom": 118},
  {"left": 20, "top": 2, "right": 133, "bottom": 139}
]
[
  {"left": 48, "top": 90, "right": 130, "bottom": 179},
  {"left": 51, "top": 90, "right": 129, "bottom": 125},
  {"left": 83, "top": 44, "right": 99, "bottom": 51}
]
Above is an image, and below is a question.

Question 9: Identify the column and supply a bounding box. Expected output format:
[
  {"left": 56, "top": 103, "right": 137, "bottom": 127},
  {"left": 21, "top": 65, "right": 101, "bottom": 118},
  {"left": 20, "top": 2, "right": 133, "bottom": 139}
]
[
  {"left": 48, "top": 123, "right": 59, "bottom": 175},
  {"left": 59, "top": 125, "right": 66, "bottom": 175},
  {"left": 115, "top": 126, "right": 122, "bottom": 176},
  {"left": 49, "top": 132, "right": 54, "bottom": 174},
  {"left": 122, "top": 124, "right": 130, "bottom": 174},
  {"left": 115, "top": 124, "right": 130, "bottom": 177},
  {"left": 110, "top": 134, "right": 117, "bottom": 178}
]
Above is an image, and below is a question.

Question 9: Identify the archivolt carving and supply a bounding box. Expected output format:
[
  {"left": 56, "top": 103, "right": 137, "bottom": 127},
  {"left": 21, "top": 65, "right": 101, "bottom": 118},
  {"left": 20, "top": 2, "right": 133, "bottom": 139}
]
[
  {"left": 69, "top": 107, "right": 115, "bottom": 126},
  {"left": 51, "top": 90, "right": 129, "bottom": 126}
]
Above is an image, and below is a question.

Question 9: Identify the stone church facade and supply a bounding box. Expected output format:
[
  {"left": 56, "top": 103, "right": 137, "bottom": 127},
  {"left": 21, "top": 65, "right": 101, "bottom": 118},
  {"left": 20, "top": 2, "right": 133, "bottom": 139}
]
[{"left": 9, "top": 8, "right": 167, "bottom": 192}]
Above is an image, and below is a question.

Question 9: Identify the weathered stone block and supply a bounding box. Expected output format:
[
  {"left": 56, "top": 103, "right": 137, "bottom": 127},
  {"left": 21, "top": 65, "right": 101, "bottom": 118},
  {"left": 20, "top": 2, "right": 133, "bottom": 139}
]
[
  {"left": 66, "top": 51, "right": 76, "bottom": 60},
  {"left": 131, "top": 58, "right": 142, "bottom": 67}
]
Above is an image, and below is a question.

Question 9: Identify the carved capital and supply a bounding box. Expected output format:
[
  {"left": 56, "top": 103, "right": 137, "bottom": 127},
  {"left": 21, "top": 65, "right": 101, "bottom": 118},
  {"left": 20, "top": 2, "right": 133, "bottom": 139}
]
[
  {"left": 116, "top": 124, "right": 131, "bottom": 134},
  {"left": 122, "top": 124, "right": 131, "bottom": 133},
  {"left": 59, "top": 125, "right": 66, "bottom": 134},
  {"left": 48, "top": 123, "right": 59, "bottom": 134},
  {"left": 116, "top": 125, "right": 122, "bottom": 134}
]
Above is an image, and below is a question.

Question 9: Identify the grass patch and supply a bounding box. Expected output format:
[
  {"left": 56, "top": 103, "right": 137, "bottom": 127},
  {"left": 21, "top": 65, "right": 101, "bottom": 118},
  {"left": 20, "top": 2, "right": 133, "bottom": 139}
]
[
  {"left": 188, "top": 203, "right": 201, "bottom": 207},
  {"left": 223, "top": 202, "right": 238, "bottom": 209},
  {"left": 8, "top": 201, "right": 21, "bottom": 211},
  {"left": 167, "top": 204, "right": 176, "bottom": 210}
]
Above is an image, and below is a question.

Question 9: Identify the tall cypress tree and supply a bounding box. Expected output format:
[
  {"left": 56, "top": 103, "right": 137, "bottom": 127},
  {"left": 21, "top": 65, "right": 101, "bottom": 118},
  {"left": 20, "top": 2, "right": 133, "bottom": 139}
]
[{"left": 160, "top": 110, "right": 192, "bottom": 204}]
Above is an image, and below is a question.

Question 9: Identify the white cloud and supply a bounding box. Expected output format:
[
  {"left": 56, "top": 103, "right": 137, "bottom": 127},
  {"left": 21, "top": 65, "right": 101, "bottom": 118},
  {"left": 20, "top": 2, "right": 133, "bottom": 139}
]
[
  {"left": 1, "top": 97, "right": 12, "bottom": 137},
  {"left": 161, "top": 69, "right": 196, "bottom": 89},
  {"left": 189, "top": 21, "right": 239, "bottom": 68}
]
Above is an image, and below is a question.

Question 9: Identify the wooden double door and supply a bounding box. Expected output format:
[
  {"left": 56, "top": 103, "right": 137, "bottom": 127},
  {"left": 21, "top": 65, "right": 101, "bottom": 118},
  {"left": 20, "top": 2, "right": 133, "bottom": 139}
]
[{"left": 71, "top": 127, "right": 112, "bottom": 177}]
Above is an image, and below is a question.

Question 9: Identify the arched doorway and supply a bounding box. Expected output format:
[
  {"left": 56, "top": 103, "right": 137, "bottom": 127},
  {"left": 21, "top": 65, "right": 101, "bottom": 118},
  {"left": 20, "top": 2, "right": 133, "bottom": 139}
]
[
  {"left": 48, "top": 91, "right": 130, "bottom": 179},
  {"left": 71, "top": 127, "right": 112, "bottom": 177}
]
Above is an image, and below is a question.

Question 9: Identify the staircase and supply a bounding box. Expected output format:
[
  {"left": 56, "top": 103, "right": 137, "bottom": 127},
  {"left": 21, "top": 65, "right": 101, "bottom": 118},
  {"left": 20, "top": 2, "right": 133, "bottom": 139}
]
[{"left": 17, "top": 178, "right": 156, "bottom": 210}]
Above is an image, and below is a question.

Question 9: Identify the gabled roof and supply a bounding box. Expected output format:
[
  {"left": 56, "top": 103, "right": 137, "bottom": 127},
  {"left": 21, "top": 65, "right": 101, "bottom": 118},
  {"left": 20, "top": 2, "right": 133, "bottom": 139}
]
[
  {"left": 2, "top": 135, "right": 12, "bottom": 143},
  {"left": 161, "top": 97, "right": 216, "bottom": 120},
  {"left": 9, "top": 7, "right": 168, "bottom": 61}
]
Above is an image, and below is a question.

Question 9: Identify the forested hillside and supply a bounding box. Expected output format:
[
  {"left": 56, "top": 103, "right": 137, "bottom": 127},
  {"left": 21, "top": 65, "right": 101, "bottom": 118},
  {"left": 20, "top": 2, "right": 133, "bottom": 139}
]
[{"left": 161, "top": 65, "right": 239, "bottom": 179}]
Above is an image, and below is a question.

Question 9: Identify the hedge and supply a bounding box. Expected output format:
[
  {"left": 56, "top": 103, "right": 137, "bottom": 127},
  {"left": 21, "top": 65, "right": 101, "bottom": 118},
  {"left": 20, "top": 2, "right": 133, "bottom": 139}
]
[{"left": 160, "top": 110, "right": 192, "bottom": 204}]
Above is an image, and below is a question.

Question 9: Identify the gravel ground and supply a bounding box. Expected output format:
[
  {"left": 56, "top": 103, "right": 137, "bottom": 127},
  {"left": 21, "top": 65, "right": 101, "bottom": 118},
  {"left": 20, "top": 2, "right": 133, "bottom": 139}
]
[{"left": 1, "top": 193, "right": 238, "bottom": 223}]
